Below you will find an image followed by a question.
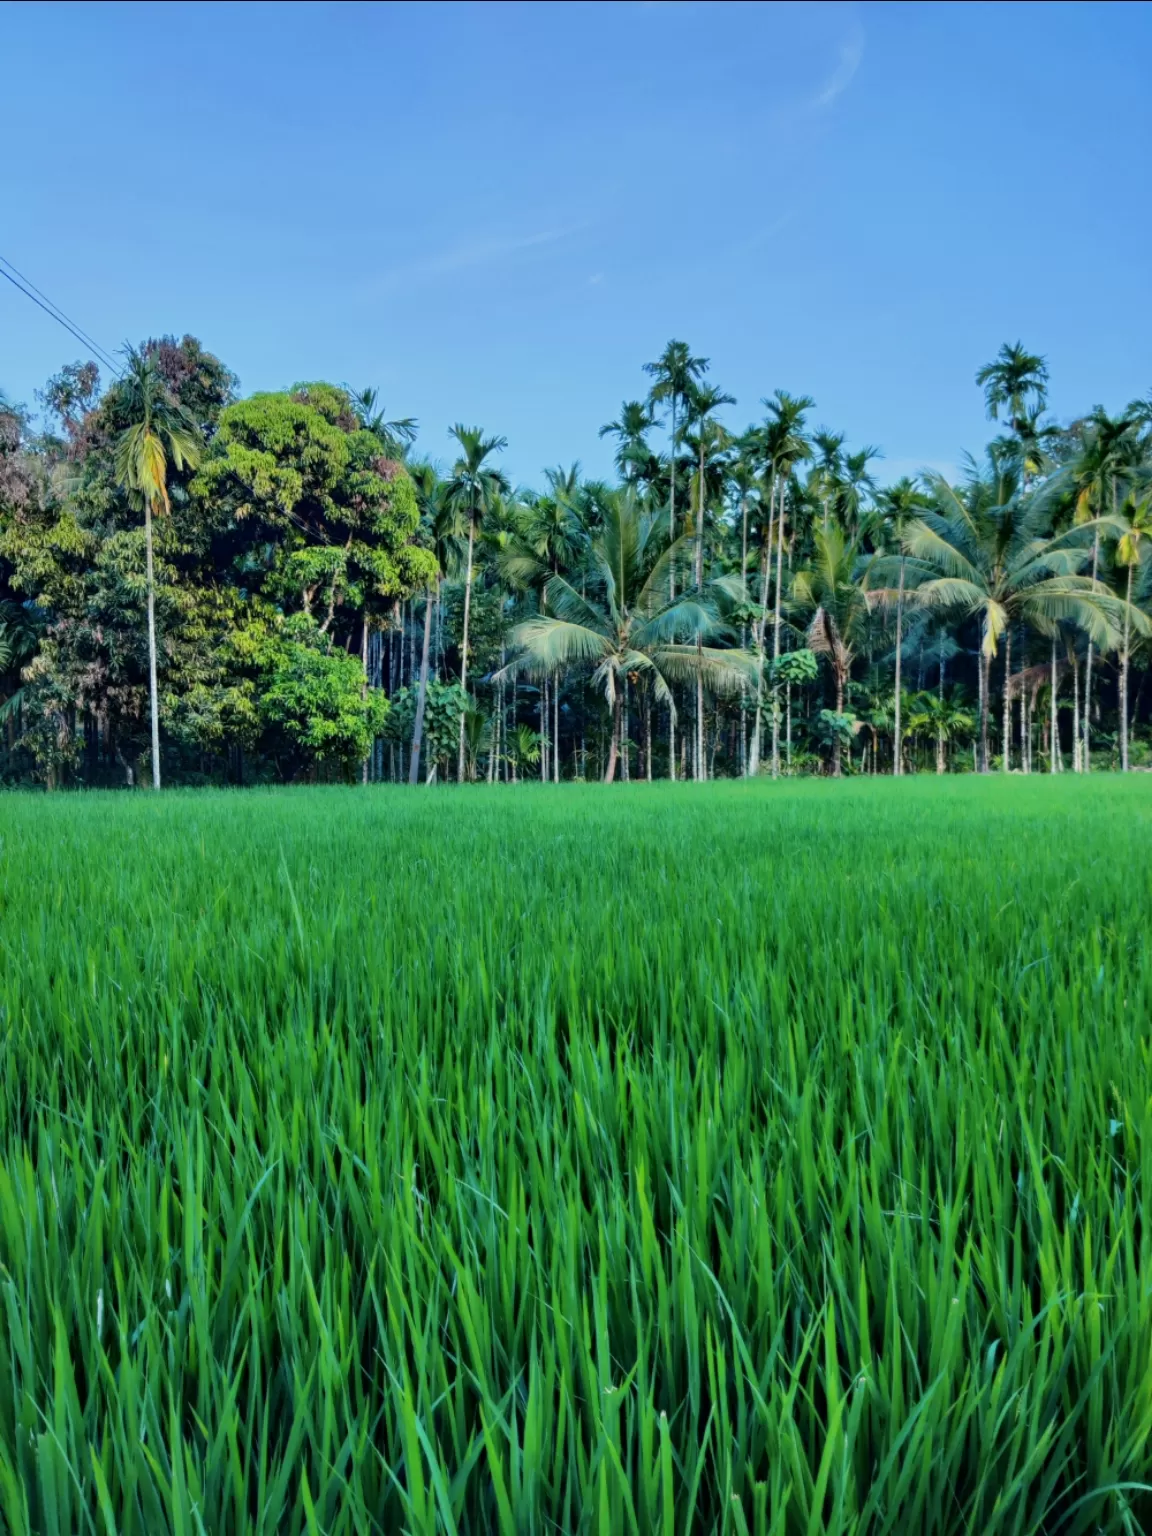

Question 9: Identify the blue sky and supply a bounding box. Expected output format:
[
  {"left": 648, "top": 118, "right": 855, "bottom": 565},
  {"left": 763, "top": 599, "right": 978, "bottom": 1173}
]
[{"left": 2, "top": 1, "right": 1149, "bottom": 484}]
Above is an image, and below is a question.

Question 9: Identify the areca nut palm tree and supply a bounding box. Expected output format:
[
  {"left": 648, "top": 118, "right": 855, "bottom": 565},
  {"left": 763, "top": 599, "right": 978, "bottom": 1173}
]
[
  {"left": 501, "top": 492, "right": 752, "bottom": 782},
  {"left": 443, "top": 425, "right": 509, "bottom": 781},
  {"left": 350, "top": 386, "right": 418, "bottom": 458},
  {"left": 113, "top": 347, "right": 202, "bottom": 790},
  {"left": 643, "top": 341, "right": 708, "bottom": 599},
  {"left": 792, "top": 523, "right": 873, "bottom": 777},
  {"left": 1115, "top": 492, "right": 1152, "bottom": 772},
  {"left": 599, "top": 400, "right": 655, "bottom": 484},
  {"left": 872, "top": 478, "right": 928, "bottom": 775},
  {"left": 976, "top": 342, "right": 1049, "bottom": 438},
  {"left": 759, "top": 391, "right": 813, "bottom": 777},
  {"left": 405, "top": 462, "right": 444, "bottom": 786},
  {"left": 1071, "top": 407, "right": 1142, "bottom": 769},
  {"left": 683, "top": 381, "right": 735, "bottom": 780}
]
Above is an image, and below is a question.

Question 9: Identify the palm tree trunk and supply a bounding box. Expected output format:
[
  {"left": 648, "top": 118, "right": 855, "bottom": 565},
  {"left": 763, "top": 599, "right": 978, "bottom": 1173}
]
[
  {"left": 740, "top": 494, "right": 749, "bottom": 777},
  {"left": 1084, "top": 528, "right": 1099, "bottom": 772},
  {"left": 1071, "top": 648, "right": 1081, "bottom": 772},
  {"left": 893, "top": 556, "right": 905, "bottom": 777},
  {"left": 770, "top": 486, "right": 786, "bottom": 778},
  {"left": 669, "top": 397, "right": 678, "bottom": 599},
  {"left": 604, "top": 689, "right": 621, "bottom": 783},
  {"left": 361, "top": 618, "right": 370, "bottom": 785},
  {"left": 979, "top": 646, "right": 991, "bottom": 773},
  {"left": 696, "top": 670, "right": 705, "bottom": 782},
  {"left": 1001, "top": 630, "right": 1011, "bottom": 772},
  {"left": 786, "top": 682, "right": 792, "bottom": 770},
  {"left": 144, "top": 496, "right": 161, "bottom": 790},
  {"left": 645, "top": 690, "right": 652, "bottom": 781},
  {"left": 667, "top": 399, "right": 678, "bottom": 780},
  {"left": 541, "top": 677, "right": 549, "bottom": 781},
  {"left": 832, "top": 669, "right": 845, "bottom": 777},
  {"left": 695, "top": 438, "right": 706, "bottom": 591},
  {"left": 1121, "top": 563, "right": 1133, "bottom": 772},
  {"left": 1049, "top": 634, "right": 1059, "bottom": 773},
  {"left": 457, "top": 516, "right": 476, "bottom": 782},
  {"left": 748, "top": 480, "right": 777, "bottom": 777},
  {"left": 410, "top": 585, "right": 435, "bottom": 784},
  {"left": 622, "top": 682, "right": 630, "bottom": 782},
  {"left": 553, "top": 674, "right": 560, "bottom": 783}
]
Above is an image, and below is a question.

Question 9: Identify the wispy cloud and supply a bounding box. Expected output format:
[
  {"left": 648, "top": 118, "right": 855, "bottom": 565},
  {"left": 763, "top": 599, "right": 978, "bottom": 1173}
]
[
  {"left": 366, "top": 223, "right": 587, "bottom": 295},
  {"left": 732, "top": 212, "right": 795, "bottom": 258},
  {"left": 813, "top": 28, "right": 864, "bottom": 109}
]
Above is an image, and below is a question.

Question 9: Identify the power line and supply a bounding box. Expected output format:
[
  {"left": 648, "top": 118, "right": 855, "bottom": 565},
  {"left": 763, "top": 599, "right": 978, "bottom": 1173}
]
[
  {"left": 0, "top": 256, "right": 122, "bottom": 378},
  {"left": 0, "top": 254, "right": 118, "bottom": 370}
]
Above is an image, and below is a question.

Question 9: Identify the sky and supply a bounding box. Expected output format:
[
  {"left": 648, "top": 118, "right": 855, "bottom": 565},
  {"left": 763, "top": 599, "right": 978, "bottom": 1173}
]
[{"left": 2, "top": 0, "right": 1150, "bottom": 485}]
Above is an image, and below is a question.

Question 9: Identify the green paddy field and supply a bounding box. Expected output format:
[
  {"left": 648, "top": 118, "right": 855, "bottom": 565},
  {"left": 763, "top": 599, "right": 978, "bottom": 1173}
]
[{"left": 1, "top": 778, "right": 1150, "bottom": 1534}]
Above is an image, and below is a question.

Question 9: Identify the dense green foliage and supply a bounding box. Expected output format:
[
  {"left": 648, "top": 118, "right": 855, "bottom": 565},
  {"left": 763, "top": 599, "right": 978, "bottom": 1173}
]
[
  {"left": 1, "top": 779, "right": 1150, "bottom": 1532},
  {"left": 3, "top": 338, "right": 1150, "bottom": 788}
]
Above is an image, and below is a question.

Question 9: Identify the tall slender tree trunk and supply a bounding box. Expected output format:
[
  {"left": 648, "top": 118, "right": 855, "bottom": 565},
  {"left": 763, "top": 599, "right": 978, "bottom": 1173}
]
[
  {"left": 541, "top": 677, "right": 549, "bottom": 781},
  {"left": 1071, "top": 648, "right": 1082, "bottom": 772},
  {"left": 410, "top": 586, "right": 435, "bottom": 785},
  {"left": 832, "top": 668, "right": 845, "bottom": 777},
  {"left": 645, "top": 692, "right": 652, "bottom": 781},
  {"left": 1050, "top": 635, "right": 1059, "bottom": 773},
  {"left": 979, "top": 645, "right": 991, "bottom": 773},
  {"left": 1001, "top": 629, "right": 1011, "bottom": 771},
  {"left": 740, "top": 493, "right": 749, "bottom": 776},
  {"left": 1121, "top": 562, "right": 1133, "bottom": 772},
  {"left": 457, "top": 516, "right": 476, "bottom": 782},
  {"left": 748, "top": 479, "right": 776, "bottom": 777},
  {"left": 893, "top": 556, "right": 905, "bottom": 776},
  {"left": 361, "top": 618, "right": 370, "bottom": 785},
  {"left": 1084, "top": 528, "right": 1099, "bottom": 772},
  {"left": 695, "top": 672, "right": 705, "bottom": 782},
  {"left": 770, "top": 486, "right": 786, "bottom": 778},
  {"left": 553, "top": 674, "right": 560, "bottom": 783},
  {"left": 144, "top": 497, "right": 161, "bottom": 790},
  {"left": 604, "top": 689, "right": 621, "bottom": 783},
  {"left": 667, "top": 397, "right": 678, "bottom": 779},
  {"left": 622, "top": 682, "right": 630, "bottom": 782}
]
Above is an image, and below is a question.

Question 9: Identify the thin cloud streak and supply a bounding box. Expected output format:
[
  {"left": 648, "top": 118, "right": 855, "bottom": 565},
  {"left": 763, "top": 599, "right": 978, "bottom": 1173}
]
[
  {"left": 813, "top": 29, "right": 864, "bottom": 108},
  {"left": 365, "top": 223, "right": 588, "bottom": 296}
]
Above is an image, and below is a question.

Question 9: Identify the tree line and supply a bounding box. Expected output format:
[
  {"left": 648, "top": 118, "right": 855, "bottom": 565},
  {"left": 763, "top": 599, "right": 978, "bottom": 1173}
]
[{"left": 1, "top": 335, "right": 1149, "bottom": 787}]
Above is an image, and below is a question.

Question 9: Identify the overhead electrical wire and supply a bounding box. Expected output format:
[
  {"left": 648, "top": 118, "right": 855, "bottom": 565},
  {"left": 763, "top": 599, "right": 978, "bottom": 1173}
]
[{"left": 0, "top": 254, "right": 122, "bottom": 378}]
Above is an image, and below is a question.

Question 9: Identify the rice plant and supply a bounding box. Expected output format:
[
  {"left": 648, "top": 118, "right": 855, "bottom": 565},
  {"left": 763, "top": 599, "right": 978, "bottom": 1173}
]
[{"left": 0, "top": 776, "right": 1150, "bottom": 1534}]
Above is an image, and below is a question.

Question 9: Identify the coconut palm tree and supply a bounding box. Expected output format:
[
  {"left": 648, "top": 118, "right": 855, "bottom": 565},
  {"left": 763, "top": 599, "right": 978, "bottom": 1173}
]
[
  {"left": 1115, "top": 492, "right": 1152, "bottom": 771},
  {"left": 792, "top": 524, "right": 872, "bottom": 776},
  {"left": 112, "top": 347, "right": 202, "bottom": 790},
  {"left": 896, "top": 457, "right": 1140, "bottom": 771},
  {"left": 501, "top": 492, "right": 751, "bottom": 782},
  {"left": 443, "top": 425, "right": 509, "bottom": 780}
]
